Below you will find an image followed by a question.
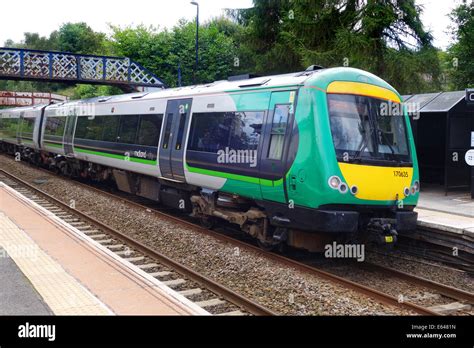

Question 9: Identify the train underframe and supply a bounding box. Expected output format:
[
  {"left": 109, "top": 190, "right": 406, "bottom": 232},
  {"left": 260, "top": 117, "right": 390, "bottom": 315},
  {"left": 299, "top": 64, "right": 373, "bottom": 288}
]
[{"left": 2, "top": 142, "right": 418, "bottom": 252}]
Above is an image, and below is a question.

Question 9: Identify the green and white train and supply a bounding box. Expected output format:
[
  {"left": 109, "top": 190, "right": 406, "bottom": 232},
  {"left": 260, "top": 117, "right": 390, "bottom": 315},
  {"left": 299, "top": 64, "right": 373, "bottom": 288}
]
[{"left": 0, "top": 67, "right": 420, "bottom": 251}]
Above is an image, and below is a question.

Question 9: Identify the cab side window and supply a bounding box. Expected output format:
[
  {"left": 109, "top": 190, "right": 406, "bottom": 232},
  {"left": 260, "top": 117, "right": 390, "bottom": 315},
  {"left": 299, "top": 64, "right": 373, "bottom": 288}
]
[{"left": 268, "top": 104, "right": 290, "bottom": 160}]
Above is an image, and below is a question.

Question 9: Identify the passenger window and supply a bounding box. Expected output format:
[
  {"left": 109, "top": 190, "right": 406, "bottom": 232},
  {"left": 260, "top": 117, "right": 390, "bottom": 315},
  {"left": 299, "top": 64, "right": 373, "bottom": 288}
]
[
  {"left": 188, "top": 112, "right": 264, "bottom": 153},
  {"left": 45, "top": 117, "right": 66, "bottom": 137},
  {"left": 84, "top": 117, "right": 104, "bottom": 141},
  {"left": 229, "top": 111, "right": 264, "bottom": 151},
  {"left": 118, "top": 115, "right": 140, "bottom": 144},
  {"left": 74, "top": 117, "right": 88, "bottom": 139},
  {"left": 162, "top": 113, "right": 174, "bottom": 149},
  {"left": 0, "top": 118, "right": 20, "bottom": 138},
  {"left": 137, "top": 114, "right": 163, "bottom": 147},
  {"left": 21, "top": 118, "right": 35, "bottom": 134},
  {"left": 268, "top": 105, "right": 290, "bottom": 160},
  {"left": 102, "top": 116, "right": 120, "bottom": 142}
]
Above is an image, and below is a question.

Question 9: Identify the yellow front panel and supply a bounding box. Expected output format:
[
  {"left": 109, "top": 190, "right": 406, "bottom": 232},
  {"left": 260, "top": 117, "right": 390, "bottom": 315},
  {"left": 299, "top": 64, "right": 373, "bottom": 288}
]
[
  {"left": 327, "top": 81, "right": 401, "bottom": 103},
  {"left": 338, "top": 163, "right": 413, "bottom": 201}
]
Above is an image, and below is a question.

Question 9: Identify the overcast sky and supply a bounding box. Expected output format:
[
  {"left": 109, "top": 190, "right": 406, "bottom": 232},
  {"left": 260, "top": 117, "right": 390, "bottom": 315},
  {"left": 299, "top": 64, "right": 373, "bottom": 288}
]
[{"left": 0, "top": 0, "right": 464, "bottom": 50}]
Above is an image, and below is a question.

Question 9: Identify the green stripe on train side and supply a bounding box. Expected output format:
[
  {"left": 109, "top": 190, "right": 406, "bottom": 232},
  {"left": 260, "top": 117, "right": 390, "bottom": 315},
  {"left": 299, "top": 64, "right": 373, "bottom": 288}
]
[
  {"left": 74, "top": 147, "right": 157, "bottom": 165},
  {"left": 185, "top": 163, "right": 283, "bottom": 187},
  {"left": 44, "top": 141, "right": 63, "bottom": 149}
]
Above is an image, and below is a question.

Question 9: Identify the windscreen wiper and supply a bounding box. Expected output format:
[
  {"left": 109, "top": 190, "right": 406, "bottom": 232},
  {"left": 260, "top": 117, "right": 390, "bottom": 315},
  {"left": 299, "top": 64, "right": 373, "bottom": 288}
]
[
  {"left": 352, "top": 122, "right": 374, "bottom": 163},
  {"left": 377, "top": 128, "right": 396, "bottom": 155}
]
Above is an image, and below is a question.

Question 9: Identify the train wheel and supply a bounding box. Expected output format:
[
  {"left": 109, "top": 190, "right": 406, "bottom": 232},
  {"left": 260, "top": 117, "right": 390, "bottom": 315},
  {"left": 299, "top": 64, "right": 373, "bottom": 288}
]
[
  {"left": 257, "top": 239, "right": 279, "bottom": 252},
  {"left": 199, "top": 216, "right": 216, "bottom": 229},
  {"left": 60, "top": 162, "right": 73, "bottom": 177}
]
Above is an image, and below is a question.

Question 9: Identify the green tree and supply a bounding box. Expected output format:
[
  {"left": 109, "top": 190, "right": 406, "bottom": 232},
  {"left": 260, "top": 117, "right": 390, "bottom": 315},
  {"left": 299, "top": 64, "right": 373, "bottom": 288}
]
[
  {"left": 446, "top": 2, "right": 474, "bottom": 89},
  {"left": 3, "top": 32, "right": 59, "bottom": 50},
  {"left": 72, "top": 85, "right": 122, "bottom": 99},
  {"left": 110, "top": 19, "right": 238, "bottom": 87},
  {"left": 231, "top": 0, "right": 442, "bottom": 93},
  {"left": 57, "top": 22, "right": 106, "bottom": 54},
  {"left": 109, "top": 24, "right": 175, "bottom": 85}
]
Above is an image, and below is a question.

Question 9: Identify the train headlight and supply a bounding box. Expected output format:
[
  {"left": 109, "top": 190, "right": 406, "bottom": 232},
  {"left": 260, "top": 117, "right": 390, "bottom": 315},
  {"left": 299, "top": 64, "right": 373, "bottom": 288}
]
[
  {"left": 403, "top": 187, "right": 410, "bottom": 197},
  {"left": 350, "top": 185, "right": 358, "bottom": 195},
  {"left": 413, "top": 180, "right": 420, "bottom": 193},
  {"left": 328, "top": 176, "right": 341, "bottom": 189},
  {"left": 339, "top": 183, "right": 348, "bottom": 194}
]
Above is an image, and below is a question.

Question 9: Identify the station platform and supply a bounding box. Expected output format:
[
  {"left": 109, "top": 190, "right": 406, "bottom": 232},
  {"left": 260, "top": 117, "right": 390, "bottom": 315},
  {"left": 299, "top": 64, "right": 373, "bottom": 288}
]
[
  {"left": 415, "top": 185, "right": 473, "bottom": 238},
  {"left": 0, "top": 183, "right": 208, "bottom": 316}
]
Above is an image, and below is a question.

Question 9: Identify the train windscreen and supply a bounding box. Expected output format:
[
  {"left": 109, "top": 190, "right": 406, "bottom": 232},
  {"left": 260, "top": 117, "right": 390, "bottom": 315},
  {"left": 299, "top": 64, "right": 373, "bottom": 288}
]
[{"left": 328, "top": 94, "right": 411, "bottom": 164}]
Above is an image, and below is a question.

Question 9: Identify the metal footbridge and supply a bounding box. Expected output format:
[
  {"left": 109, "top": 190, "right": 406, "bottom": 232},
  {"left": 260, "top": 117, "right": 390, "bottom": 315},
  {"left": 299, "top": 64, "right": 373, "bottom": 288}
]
[{"left": 0, "top": 47, "right": 165, "bottom": 91}]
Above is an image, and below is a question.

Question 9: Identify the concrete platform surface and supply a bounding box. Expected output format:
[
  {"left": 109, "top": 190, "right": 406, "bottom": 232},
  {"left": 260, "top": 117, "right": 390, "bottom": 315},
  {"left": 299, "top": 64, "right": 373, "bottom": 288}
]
[
  {"left": 415, "top": 185, "right": 473, "bottom": 238},
  {"left": 418, "top": 185, "right": 474, "bottom": 218},
  {"left": 0, "top": 246, "right": 52, "bottom": 315},
  {"left": 0, "top": 182, "right": 208, "bottom": 316},
  {"left": 416, "top": 208, "right": 474, "bottom": 237}
]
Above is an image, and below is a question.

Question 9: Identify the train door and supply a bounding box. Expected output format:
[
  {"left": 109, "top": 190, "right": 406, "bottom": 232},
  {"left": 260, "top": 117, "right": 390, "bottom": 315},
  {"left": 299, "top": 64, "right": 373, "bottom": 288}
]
[
  {"left": 17, "top": 112, "right": 25, "bottom": 145},
  {"left": 63, "top": 109, "right": 77, "bottom": 157},
  {"left": 259, "top": 91, "right": 296, "bottom": 203},
  {"left": 159, "top": 98, "right": 192, "bottom": 182}
]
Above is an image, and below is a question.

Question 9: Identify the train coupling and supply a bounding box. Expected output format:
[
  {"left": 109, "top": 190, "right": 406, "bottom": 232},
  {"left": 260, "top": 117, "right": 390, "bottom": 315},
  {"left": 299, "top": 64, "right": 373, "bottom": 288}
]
[{"left": 366, "top": 218, "right": 398, "bottom": 245}]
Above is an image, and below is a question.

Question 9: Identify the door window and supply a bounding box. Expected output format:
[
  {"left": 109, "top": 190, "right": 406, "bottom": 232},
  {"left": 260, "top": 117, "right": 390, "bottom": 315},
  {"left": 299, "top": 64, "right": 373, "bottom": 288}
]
[
  {"left": 175, "top": 112, "right": 187, "bottom": 150},
  {"left": 162, "top": 113, "right": 174, "bottom": 149},
  {"left": 268, "top": 105, "right": 290, "bottom": 160}
]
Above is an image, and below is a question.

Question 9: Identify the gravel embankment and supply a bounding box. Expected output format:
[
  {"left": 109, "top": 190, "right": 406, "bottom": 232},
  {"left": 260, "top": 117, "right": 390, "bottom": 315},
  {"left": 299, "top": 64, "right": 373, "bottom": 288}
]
[
  {"left": 365, "top": 250, "right": 474, "bottom": 293},
  {"left": 314, "top": 261, "right": 464, "bottom": 309}
]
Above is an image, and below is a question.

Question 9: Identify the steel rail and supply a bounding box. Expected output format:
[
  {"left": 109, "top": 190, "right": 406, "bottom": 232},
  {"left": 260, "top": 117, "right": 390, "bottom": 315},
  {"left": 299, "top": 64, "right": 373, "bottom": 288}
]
[{"left": 360, "top": 262, "right": 474, "bottom": 304}]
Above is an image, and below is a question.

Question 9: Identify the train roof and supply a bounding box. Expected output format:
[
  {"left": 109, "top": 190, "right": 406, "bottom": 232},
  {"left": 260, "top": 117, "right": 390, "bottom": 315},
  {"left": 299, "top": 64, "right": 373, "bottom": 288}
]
[
  {"left": 3, "top": 67, "right": 395, "bottom": 113},
  {"left": 47, "top": 69, "right": 326, "bottom": 108},
  {"left": 0, "top": 104, "right": 48, "bottom": 116}
]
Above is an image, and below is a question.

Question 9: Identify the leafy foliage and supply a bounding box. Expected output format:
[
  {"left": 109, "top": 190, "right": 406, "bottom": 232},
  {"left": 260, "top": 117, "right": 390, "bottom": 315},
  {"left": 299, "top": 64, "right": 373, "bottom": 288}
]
[
  {"left": 446, "top": 2, "right": 474, "bottom": 89},
  {"left": 110, "top": 19, "right": 238, "bottom": 87},
  {"left": 56, "top": 22, "right": 107, "bottom": 55},
  {"left": 231, "top": 0, "right": 442, "bottom": 94}
]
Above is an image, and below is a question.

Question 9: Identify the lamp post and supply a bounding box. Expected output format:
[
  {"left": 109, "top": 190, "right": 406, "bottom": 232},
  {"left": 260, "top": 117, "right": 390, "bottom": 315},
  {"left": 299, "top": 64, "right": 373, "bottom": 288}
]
[{"left": 190, "top": 1, "right": 199, "bottom": 85}]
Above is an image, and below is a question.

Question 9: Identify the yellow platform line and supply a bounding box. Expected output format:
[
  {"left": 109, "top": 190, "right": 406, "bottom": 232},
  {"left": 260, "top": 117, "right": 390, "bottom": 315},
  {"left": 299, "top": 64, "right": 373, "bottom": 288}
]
[{"left": 0, "top": 212, "right": 113, "bottom": 315}]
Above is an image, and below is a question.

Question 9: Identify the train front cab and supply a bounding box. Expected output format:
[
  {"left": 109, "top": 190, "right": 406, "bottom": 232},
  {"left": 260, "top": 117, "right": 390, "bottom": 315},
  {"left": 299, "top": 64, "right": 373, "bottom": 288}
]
[{"left": 289, "top": 68, "right": 419, "bottom": 247}]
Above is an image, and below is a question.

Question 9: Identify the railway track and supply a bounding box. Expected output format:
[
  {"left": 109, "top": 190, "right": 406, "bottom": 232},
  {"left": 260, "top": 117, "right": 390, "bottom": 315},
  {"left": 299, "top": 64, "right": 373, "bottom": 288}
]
[
  {"left": 397, "top": 229, "right": 474, "bottom": 274},
  {"left": 0, "top": 169, "right": 275, "bottom": 316},
  {"left": 359, "top": 262, "right": 473, "bottom": 314},
  {"left": 1, "top": 161, "right": 473, "bottom": 315}
]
